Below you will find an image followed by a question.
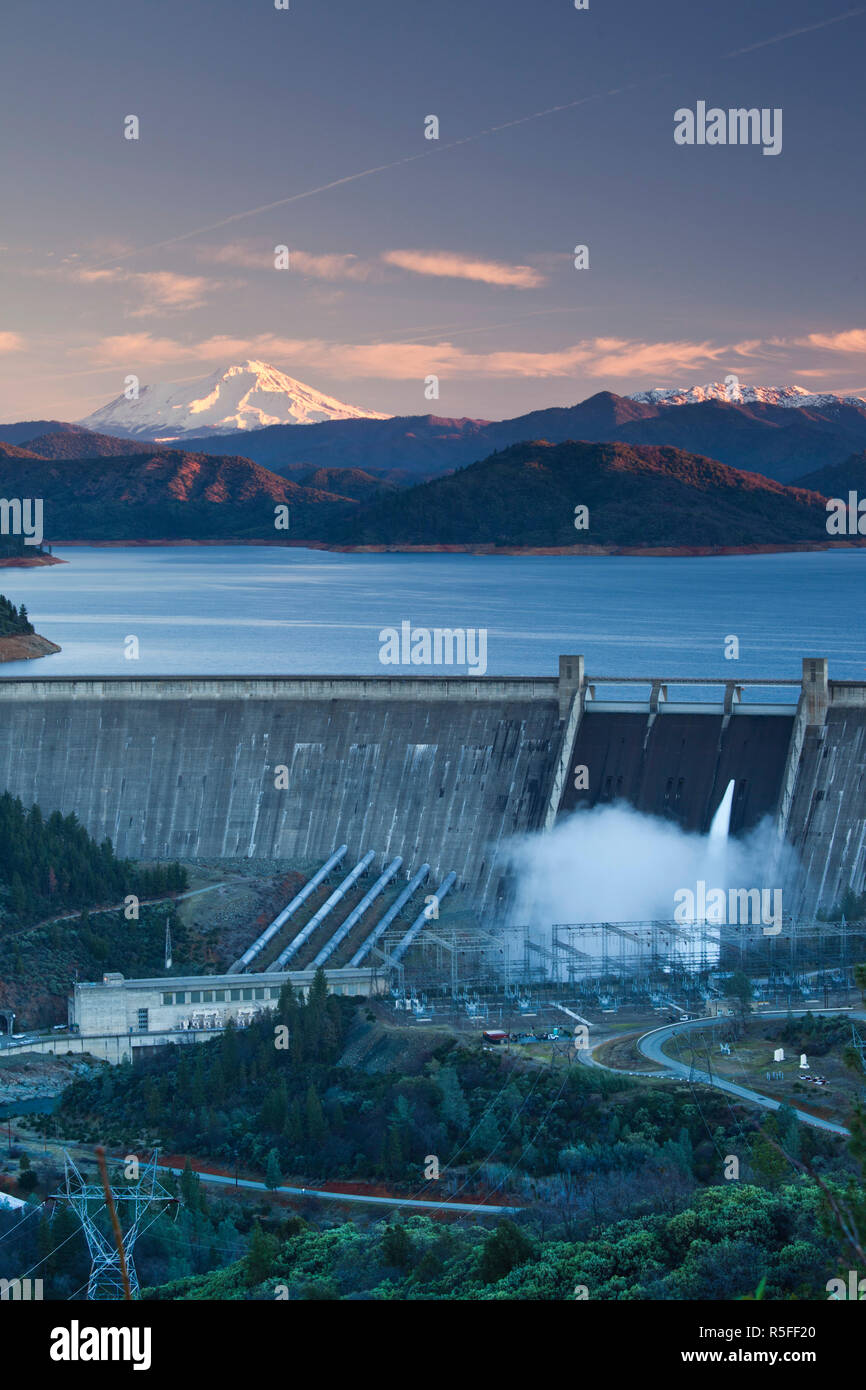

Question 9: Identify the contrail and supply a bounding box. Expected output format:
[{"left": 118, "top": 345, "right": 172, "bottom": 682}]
[
  {"left": 724, "top": 8, "right": 864, "bottom": 58},
  {"left": 88, "top": 7, "right": 863, "bottom": 271},
  {"left": 90, "top": 81, "right": 654, "bottom": 268}
]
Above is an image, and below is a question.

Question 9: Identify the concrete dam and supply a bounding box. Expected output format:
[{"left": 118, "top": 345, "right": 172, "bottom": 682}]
[{"left": 0, "top": 656, "right": 863, "bottom": 917}]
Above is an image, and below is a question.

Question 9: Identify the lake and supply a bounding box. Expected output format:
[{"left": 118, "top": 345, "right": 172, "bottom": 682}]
[{"left": 0, "top": 545, "right": 862, "bottom": 690}]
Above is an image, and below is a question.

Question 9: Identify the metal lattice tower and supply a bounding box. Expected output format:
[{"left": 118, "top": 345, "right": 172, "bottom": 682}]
[
  {"left": 52, "top": 1151, "right": 176, "bottom": 1300},
  {"left": 850, "top": 1023, "right": 866, "bottom": 1102}
]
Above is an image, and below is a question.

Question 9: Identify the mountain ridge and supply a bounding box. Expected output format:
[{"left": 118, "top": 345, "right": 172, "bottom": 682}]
[
  {"left": 0, "top": 432, "right": 843, "bottom": 551},
  {"left": 629, "top": 382, "right": 866, "bottom": 409},
  {"left": 168, "top": 390, "right": 866, "bottom": 485},
  {"left": 6, "top": 383, "right": 866, "bottom": 493}
]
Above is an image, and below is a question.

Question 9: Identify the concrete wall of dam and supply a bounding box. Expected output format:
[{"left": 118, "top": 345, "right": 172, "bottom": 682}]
[
  {"left": 781, "top": 668, "right": 866, "bottom": 916},
  {"left": 1, "top": 659, "right": 864, "bottom": 919},
  {"left": 0, "top": 675, "right": 562, "bottom": 909}
]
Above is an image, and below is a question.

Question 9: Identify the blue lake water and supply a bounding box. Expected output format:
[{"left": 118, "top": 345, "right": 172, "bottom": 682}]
[{"left": 0, "top": 545, "right": 862, "bottom": 690}]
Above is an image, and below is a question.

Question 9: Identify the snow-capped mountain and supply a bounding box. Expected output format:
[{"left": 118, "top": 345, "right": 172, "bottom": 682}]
[
  {"left": 629, "top": 383, "right": 866, "bottom": 409},
  {"left": 79, "top": 360, "right": 391, "bottom": 440}
]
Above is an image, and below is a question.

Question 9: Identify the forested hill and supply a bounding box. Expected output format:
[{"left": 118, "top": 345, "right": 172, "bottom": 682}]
[
  {"left": 795, "top": 450, "right": 866, "bottom": 498},
  {"left": 0, "top": 534, "right": 26, "bottom": 559},
  {"left": 0, "top": 791, "right": 186, "bottom": 927},
  {"left": 0, "top": 593, "right": 34, "bottom": 636},
  {"left": 327, "top": 439, "right": 831, "bottom": 549}
]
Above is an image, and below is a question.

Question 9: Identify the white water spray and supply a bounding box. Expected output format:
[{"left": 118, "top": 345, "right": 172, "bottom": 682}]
[
  {"left": 708, "top": 779, "right": 735, "bottom": 843},
  {"left": 506, "top": 779, "right": 795, "bottom": 972}
]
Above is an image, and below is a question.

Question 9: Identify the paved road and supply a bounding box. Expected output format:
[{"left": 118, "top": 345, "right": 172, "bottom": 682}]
[
  {"left": 633, "top": 1011, "right": 860, "bottom": 1136},
  {"left": 0, "top": 1125, "right": 518, "bottom": 1216},
  {"left": 162, "top": 1165, "right": 518, "bottom": 1215}
]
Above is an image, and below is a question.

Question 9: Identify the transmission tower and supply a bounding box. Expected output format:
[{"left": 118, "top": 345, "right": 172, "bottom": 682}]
[
  {"left": 850, "top": 1024, "right": 866, "bottom": 1102},
  {"left": 52, "top": 1150, "right": 176, "bottom": 1300}
]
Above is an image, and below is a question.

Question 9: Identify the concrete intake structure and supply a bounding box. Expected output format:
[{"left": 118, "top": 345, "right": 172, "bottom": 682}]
[{"left": 0, "top": 657, "right": 863, "bottom": 918}]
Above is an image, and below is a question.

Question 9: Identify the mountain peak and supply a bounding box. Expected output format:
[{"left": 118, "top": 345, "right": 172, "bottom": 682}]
[
  {"left": 78, "top": 360, "right": 391, "bottom": 440},
  {"left": 628, "top": 382, "right": 866, "bottom": 409}
]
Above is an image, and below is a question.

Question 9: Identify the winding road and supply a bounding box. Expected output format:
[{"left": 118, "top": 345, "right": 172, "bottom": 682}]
[
  {"left": 583, "top": 1009, "right": 864, "bottom": 1137},
  {"left": 161, "top": 1165, "right": 518, "bottom": 1214}
]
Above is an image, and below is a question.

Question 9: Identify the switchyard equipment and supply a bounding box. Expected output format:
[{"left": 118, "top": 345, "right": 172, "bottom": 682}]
[{"left": 388, "top": 916, "right": 866, "bottom": 1007}]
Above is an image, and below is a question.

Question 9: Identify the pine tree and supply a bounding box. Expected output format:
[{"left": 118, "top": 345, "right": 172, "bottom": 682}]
[
  {"left": 437, "top": 1068, "right": 470, "bottom": 1132},
  {"left": 308, "top": 965, "right": 329, "bottom": 1013},
  {"left": 265, "top": 1148, "right": 282, "bottom": 1190},
  {"left": 285, "top": 1097, "right": 303, "bottom": 1147},
  {"left": 245, "top": 1220, "right": 278, "bottom": 1287},
  {"left": 180, "top": 1157, "right": 200, "bottom": 1209},
  {"left": 305, "top": 1084, "right": 326, "bottom": 1147}
]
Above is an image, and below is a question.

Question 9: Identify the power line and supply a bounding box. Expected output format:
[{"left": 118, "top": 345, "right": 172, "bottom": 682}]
[{"left": 52, "top": 1151, "right": 176, "bottom": 1300}]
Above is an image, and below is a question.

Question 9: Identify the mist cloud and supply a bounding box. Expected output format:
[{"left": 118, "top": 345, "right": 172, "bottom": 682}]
[{"left": 505, "top": 802, "right": 798, "bottom": 935}]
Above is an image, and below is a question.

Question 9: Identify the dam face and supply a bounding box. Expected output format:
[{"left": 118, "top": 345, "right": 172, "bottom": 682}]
[
  {"left": 0, "top": 657, "right": 863, "bottom": 917},
  {"left": 0, "top": 676, "right": 560, "bottom": 909}
]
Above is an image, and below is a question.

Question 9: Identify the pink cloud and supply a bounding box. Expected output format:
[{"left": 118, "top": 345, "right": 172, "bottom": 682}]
[
  {"left": 797, "top": 329, "right": 866, "bottom": 353},
  {"left": 60, "top": 266, "right": 212, "bottom": 315},
  {"left": 197, "top": 242, "right": 378, "bottom": 282},
  {"left": 80, "top": 332, "right": 729, "bottom": 381},
  {"left": 383, "top": 249, "right": 545, "bottom": 289},
  {"left": 582, "top": 337, "right": 727, "bottom": 379},
  {"left": 78, "top": 328, "right": 866, "bottom": 394}
]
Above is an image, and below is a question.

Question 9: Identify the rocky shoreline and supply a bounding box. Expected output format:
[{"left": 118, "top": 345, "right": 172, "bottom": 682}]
[
  {"left": 0, "top": 1054, "right": 102, "bottom": 1108},
  {"left": 0, "top": 632, "right": 61, "bottom": 663},
  {"left": 0, "top": 553, "right": 64, "bottom": 568},
  {"left": 42, "top": 537, "right": 866, "bottom": 557}
]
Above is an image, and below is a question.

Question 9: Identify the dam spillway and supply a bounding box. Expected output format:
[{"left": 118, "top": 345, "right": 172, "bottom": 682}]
[
  {"left": 558, "top": 708, "right": 794, "bottom": 834},
  {"left": 0, "top": 657, "right": 863, "bottom": 918}
]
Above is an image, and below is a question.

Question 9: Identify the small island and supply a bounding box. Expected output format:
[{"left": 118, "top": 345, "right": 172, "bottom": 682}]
[{"left": 0, "top": 592, "right": 60, "bottom": 663}]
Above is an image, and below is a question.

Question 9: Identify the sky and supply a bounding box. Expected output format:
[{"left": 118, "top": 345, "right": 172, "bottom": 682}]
[{"left": 1, "top": 0, "right": 865, "bottom": 423}]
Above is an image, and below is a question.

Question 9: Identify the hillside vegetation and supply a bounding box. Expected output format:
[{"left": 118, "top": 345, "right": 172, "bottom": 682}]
[
  {"left": 0, "top": 593, "right": 34, "bottom": 636},
  {"left": 0, "top": 425, "right": 848, "bottom": 551},
  {"left": 0, "top": 445, "right": 358, "bottom": 541},
  {"left": 796, "top": 450, "right": 866, "bottom": 498},
  {"left": 0, "top": 792, "right": 187, "bottom": 929},
  {"left": 329, "top": 439, "right": 830, "bottom": 548}
]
